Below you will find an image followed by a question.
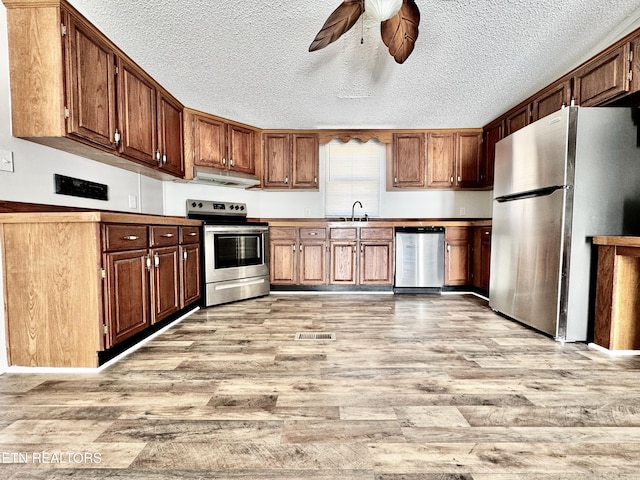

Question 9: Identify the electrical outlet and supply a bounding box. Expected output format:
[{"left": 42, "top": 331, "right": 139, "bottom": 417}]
[
  {"left": 128, "top": 195, "right": 138, "bottom": 209},
  {"left": 459, "top": 207, "right": 467, "bottom": 216},
  {"left": 0, "top": 149, "right": 14, "bottom": 172},
  {"left": 304, "top": 208, "right": 311, "bottom": 217}
]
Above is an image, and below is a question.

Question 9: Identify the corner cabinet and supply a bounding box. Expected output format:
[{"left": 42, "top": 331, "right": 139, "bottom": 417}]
[
  {"left": 0, "top": 213, "right": 201, "bottom": 368},
  {"left": 263, "top": 132, "right": 319, "bottom": 189},
  {"left": 3, "top": 0, "right": 184, "bottom": 180}
]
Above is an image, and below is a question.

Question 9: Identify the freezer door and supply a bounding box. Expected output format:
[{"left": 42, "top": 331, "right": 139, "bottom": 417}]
[
  {"left": 489, "top": 188, "right": 568, "bottom": 337},
  {"left": 494, "top": 107, "right": 574, "bottom": 198}
]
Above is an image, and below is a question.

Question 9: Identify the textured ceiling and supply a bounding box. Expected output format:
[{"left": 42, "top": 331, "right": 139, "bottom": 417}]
[{"left": 67, "top": 0, "right": 640, "bottom": 129}]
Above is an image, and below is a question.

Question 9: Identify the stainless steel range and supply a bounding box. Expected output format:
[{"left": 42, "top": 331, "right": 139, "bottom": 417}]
[{"left": 186, "top": 199, "right": 270, "bottom": 306}]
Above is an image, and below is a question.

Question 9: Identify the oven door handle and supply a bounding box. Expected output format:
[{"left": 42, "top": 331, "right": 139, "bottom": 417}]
[{"left": 204, "top": 227, "right": 268, "bottom": 234}]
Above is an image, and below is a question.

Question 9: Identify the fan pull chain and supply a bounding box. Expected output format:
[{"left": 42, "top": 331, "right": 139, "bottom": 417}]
[{"left": 360, "top": 13, "right": 364, "bottom": 44}]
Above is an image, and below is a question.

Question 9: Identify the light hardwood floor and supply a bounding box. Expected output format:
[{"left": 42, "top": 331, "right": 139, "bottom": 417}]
[{"left": 1, "top": 293, "right": 640, "bottom": 479}]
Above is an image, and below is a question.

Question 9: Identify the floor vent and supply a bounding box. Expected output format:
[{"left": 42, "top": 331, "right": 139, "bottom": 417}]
[{"left": 295, "top": 332, "right": 336, "bottom": 341}]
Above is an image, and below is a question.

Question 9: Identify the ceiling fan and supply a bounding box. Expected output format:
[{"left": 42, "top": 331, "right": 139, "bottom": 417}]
[{"left": 309, "top": 0, "right": 420, "bottom": 64}]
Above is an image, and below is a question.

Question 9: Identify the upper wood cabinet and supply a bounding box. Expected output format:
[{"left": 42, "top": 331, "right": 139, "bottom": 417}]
[
  {"left": 157, "top": 91, "right": 185, "bottom": 177},
  {"left": 117, "top": 57, "right": 157, "bottom": 166},
  {"left": 228, "top": 124, "right": 255, "bottom": 174},
  {"left": 573, "top": 43, "right": 631, "bottom": 107},
  {"left": 184, "top": 109, "right": 257, "bottom": 178},
  {"left": 64, "top": 10, "right": 117, "bottom": 150},
  {"left": 505, "top": 104, "right": 531, "bottom": 135},
  {"left": 391, "top": 133, "right": 426, "bottom": 188},
  {"left": 531, "top": 78, "right": 572, "bottom": 121},
  {"left": 426, "top": 131, "right": 483, "bottom": 189},
  {"left": 481, "top": 119, "right": 502, "bottom": 188},
  {"left": 263, "top": 132, "right": 319, "bottom": 189},
  {"left": 3, "top": 1, "right": 184, "bottom": 179}
]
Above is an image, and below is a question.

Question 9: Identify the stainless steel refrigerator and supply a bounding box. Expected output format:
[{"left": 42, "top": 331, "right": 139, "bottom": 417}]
[{"left": 490, "top": 106, "right": 640, "bottom": 341}]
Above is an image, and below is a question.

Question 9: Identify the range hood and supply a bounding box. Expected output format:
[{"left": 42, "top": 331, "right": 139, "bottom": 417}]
[{"left": 190, "top": 167, "right": 261, "bottom": 188}]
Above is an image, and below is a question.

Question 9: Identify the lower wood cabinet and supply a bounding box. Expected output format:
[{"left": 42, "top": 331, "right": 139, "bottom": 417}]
[
  {"left": 471, "top": 226, "right": 492, "bottom": 293},
  {"left": 0, "top": 213, "right": 201, "bottom": 368},
  {"left": 270, "top": 225, "right": 394, "bottom": 287},
  {"left": 445, "top": 227, "right": 472, "bottom": 286}
]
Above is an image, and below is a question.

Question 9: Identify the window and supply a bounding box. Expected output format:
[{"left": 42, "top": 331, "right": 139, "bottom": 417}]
[{"left": 325, "top": 139, "right": 382, "bottom": 217}]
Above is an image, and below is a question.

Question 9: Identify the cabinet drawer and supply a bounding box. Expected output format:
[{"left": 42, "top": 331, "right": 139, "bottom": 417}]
[
  {"left": 270, "top": 226, "right": 297, "bottom": 240},
  {"left": 330, "top": 228, "right": 357, "bottom": 240},
  {"left": 360, "top": 227, "right": 393, "bottom": 241},
  {"left": 299, "top": 227, "right": 326, "bottom": 240},
  {"left": 445, "top": 226, "right": 471, "bottom": 241},
  {"left": 179, "top": 226, "right": 201, "bottom": 244},
  {"left": 103, "top": 224, "right": 148, "bottom": 251},
  {"left": 150, "top": 226, "right": 179, "bottom": 247}
]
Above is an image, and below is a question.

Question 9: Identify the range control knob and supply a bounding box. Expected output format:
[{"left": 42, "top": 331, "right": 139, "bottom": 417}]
[
  {"left": 191, "top": 202, "right": 197, "bottom": 208},
  {"left": 198, "top": 202, "right": 203, "bottom": 208},
  {"left": 240, "top": 205, "right": 245, "bottom": 211}
]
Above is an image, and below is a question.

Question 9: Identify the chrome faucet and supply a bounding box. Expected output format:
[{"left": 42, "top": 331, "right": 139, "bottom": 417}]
[{"left": 351, "top": 201, "right": 363, "bottom": 221}]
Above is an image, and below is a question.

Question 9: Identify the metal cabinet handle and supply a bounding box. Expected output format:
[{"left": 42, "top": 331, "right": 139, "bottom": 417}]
[
  {"left": 114, "top": 128, "right": 121, "bottom": 146},
  {"left": 188, "top": 232, "right": 197, "bottom": 236},
  {"left": 161, "top": 233, "right": 174, "bottom": 238},
  {"left": 450, "top": 176, "right": 454, "bottom": 183},
  {"left": 123, "top": 235, "right": 139, "bottom": 241},
  {"left": 145, "top": 255, "right": 151, "bottom": 270},
  {"left": 162, "top": 154, "right": 167, "bottom": 164},
  {"left": 457, "top": 176, "right": 461, "bottom": 182},
  {"left": 222, "top": 158, "right": 227, "bottom": 166},
  {"left": 285, "top": 176, "right": 289, "bottom": 184},
  {"left": 154, "top": 253, "right": 160, "bottom": 267},
  {"left": 230, "top": 159, "right": 234, "bottom": 167},
  {"left": 156, "top": 150, "right": 161, "bottom": 161},
  {"left": 394, "top": 177, "right": 398, "bottom": 184},
  {"left": 309, "top": 232, "right": 317, "bottom": 236},
  {"left": 183, "top": 250, "right": 188, "bottom": 260},
  {"left": 292, "top": 244, "right": 296, "bottom": 252},
  {"left": 314, "top": 176, "right": 317, "bottom": 185}
]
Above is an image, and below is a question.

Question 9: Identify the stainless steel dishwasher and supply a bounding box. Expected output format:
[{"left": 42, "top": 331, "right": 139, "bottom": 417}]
[{"left": 394, "top": 226, "right": 445, "bottom": 290}]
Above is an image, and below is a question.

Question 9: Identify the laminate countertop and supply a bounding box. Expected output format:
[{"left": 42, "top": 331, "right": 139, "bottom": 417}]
[
  {"left": 0, "top": 211, "right": 202, "bottom": 226},
  {"left": 592, "top": 236, "right": 640, "bottom": 247},
  {"left": 262, "top": 218, "right": 492, "bottom": 228}
]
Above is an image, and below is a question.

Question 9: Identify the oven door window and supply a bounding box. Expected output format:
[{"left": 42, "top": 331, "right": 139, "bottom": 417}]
[{"left": 214, "top": 233, "right": 263, "bottom": 269}]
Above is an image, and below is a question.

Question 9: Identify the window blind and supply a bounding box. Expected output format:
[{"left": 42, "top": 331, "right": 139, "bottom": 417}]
[{"left": 325, "top": 140, "right": 381, "bottom": 217}]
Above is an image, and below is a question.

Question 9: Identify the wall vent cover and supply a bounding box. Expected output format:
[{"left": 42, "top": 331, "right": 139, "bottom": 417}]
[{"left": 295, "top": 332, "right": 336, "bottom": 341}]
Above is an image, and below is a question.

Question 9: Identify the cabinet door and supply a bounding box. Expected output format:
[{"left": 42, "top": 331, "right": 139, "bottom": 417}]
[
  {"left": 330, "top": 241, "right": 358, "bottom": 284},
  {"left": 472, "top": 226, "right": 491, "bottom": 291},
  {"left": 157, "top": 92, "right": 185, "bottom": 177},
  {"left": 482, "top": 120, "right": 503, "bottom": 188},
  {"left": 150, "top": 246, "right": 180, "bottom": 323},
  {"left": 360, "top": 241, "right": 393, "bottom": 285},
  {"left": 392, "top": 133, "right": 425, "bottom": 188},
  {"left": 532, "top": 79, "right": 571, "bottom": 121},
  {"left": 445, "top": 227, "right": 471, "bottom": 286},
  {"left": 103, "top": 249, "right": 150, "bottom": 348},
  {"left": 263, "top": 133, "right": 291, "bottom": 188},
  {"left": 270, "top": 239, "right": 297, "bottom": 284},
  {"left": 427, "top": 132, "right": 455, "bottom": 188},
  {"left": 117, "top": 58, "right": 157, "bottom": 165},
  {"left": 574, "top": 43, "right": 630, "bottom": 106},
  {"left": 65, "top": 12, "right": 116, "bottom": 149},
  {"left": 194, "top": 115, "right": 227, "bottom": 169},
  {"left": 292, "top": 134, "right": 319, "bottom": 189},
  {"left": 228, "top": 124, "right": 255, "bottom": 174},
  {"left": 299, "top": 241, "right": 327, "bottom": 285},
  {"left": 505, "top": 105, "right": 530, "bottom": 135},
  {"left": 180, "top": 243, "right": 201, "bottom": 307},
  {"left": 455, "top": 132, "right": 482, "bottom": 188}
]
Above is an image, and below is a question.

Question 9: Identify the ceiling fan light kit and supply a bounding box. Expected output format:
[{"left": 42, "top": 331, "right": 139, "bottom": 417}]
[
  {"left": 309, "top": 0, "right": 420, "bottom": 64},
  {"left": 365, "top": 0, "right": 403, "bottom": 21}
]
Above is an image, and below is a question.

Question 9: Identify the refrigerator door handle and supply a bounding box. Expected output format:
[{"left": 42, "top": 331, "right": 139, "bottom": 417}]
[{"left": 495, "top": 185, "right": 567, "bottom": 203}]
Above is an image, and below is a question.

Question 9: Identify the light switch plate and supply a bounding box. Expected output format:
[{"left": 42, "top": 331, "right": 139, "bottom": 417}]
[{"left": 0, "top": 149, "right": 14, "bottom": 172}]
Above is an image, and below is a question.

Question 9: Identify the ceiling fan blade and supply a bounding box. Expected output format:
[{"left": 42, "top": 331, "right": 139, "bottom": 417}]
[
  {"left": 381, "top": 0, "right": 420, "bottom": 64},
  {"left": 309, "top": 0, "right": 365, "bottom": 52}
]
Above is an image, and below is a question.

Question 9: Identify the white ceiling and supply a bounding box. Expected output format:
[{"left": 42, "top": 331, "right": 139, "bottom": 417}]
[{"left": 67, "top": 0, "right": 640, "bottom": 130}]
